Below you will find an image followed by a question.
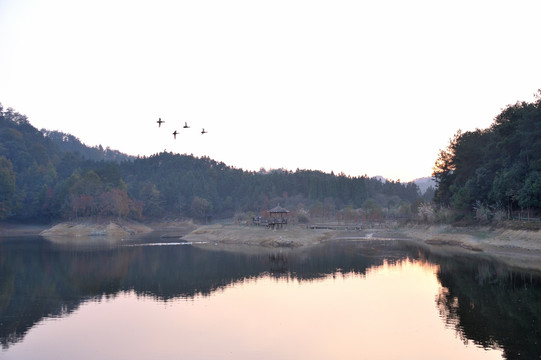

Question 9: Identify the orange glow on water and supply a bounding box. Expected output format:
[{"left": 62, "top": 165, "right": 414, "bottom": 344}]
[{"left": 2, "top": 259, "right": 503, "bottom": 360}]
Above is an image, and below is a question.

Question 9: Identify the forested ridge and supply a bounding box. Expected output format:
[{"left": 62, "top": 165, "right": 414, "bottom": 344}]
[
  {"left": 5, "top": 91, "right": 540, "bottom": 226},
  {"left": 0, "top": 103, "right": 426, "bottom": 224},
  {"left": 433, "top": 91, "right": 541, "bottom": 221}
]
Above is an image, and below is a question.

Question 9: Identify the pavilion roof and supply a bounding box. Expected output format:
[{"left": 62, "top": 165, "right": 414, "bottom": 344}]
[{"left": 269, "top": 205, "right": 289, "bottom": 214}]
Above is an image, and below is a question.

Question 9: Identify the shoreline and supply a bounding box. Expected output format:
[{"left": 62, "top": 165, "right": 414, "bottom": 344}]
[
  {"left": 2, "top": 220, "right": 540, "bottom": 271},
  {"left": 183, "top": 223, "right": 541, "bottom": 271}
]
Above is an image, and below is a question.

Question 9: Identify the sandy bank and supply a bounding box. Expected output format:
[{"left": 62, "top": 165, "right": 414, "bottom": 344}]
[
  {"left": 397, "top": 224, "right": 541, "bottom": 270},
  {"left": 35, "top": 219, "right": 197, "bottom": 244},
  {"left": 184, "top": 223, "right": 541, "bottom": 271},
  {"left": 183, "top": 224, "right": 334, "bottom": 247},
  {"left": 399, "top": 224, "right": 541, "bottom": 250},
  {"left": 39, "top": 220, "right": 153, "bottom": 239},
  {"left": 0, "top": 219, "right": 196, "bottom": 241},
  {"left": 4, "top": 220, "right": 540, "bottom": 270}
]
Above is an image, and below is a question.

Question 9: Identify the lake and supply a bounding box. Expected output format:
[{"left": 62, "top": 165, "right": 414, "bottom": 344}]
[{"left": 0, "top": 235, "right": 539, "bottom": 359}]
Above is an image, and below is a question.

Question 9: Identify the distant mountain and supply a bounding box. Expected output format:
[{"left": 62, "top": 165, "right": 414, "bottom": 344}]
[{"left": 413, "top": 177, "right": 436, "bottom": 193}]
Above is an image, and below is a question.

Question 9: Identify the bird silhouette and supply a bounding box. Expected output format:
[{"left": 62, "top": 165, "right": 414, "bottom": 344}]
[
  {"left": 183, "top": 122, "right": 190, "bottom": 129},
  {"left": 201, "top": 128, "right": 207, "bottom": 134},
  {"left": 157, "top": 118, "right": 165, "bottom": 127},
  {"left": 173, "top": 130, "right": 179, "bottom": 139}
]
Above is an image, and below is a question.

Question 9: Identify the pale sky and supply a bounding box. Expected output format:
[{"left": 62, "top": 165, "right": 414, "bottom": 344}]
[{"left": 1, "top": 0, "right": 540, "bottom": 182}]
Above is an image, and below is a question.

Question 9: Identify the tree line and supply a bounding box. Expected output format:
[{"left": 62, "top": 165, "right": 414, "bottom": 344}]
[
  {"left": 0, "top": 103, "right": 426, "bottom": 224},
  {"left": 433, "top": 91, "right": 541, "bottom": 222}
]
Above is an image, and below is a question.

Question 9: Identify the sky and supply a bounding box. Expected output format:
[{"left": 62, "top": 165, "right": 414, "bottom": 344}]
[{"left": 1, "top": 0, "right": 540, "bottom": 182}]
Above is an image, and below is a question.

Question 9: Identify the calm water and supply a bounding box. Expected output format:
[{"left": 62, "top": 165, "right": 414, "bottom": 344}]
[{"left": 0, "top": 236, "right": 540, "bottom": 360}]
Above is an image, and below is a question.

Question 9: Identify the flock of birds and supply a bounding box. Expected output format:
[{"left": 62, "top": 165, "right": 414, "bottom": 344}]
[{"left": 157, "top": 118, "right": 207, "bottom": 139}]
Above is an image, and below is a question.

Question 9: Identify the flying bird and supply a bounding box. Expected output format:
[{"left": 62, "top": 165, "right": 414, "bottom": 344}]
[
  {"left": 173, "top": 130, "right": 179, "bottom": 139},
  {"left": 183, "top": 122, "right": 190, "bottom": 129},
  {"left": 201, "top": 128, "right": 207, "bottom": 135},
  {"left": 157, "top": 118, "right": 164, "bottom": 127}
]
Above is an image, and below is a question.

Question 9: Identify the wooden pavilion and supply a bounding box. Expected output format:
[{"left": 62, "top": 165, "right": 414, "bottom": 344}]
[
  {"left": 268, "top": 205, "right": 289, "bottom": 229},
  {"left": 252, "top": 205, "right": 290, "bottom": 229}
]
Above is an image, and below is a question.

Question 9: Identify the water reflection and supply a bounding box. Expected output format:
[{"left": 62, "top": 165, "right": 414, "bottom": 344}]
[
  {"left": 435, "top": 254, "right": 541, "bottom": 359},
  {"left": 0, "top": 236, "right": 539, "bottom": 359}
]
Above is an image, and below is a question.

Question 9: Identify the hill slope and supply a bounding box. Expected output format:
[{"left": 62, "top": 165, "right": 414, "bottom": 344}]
[{"left": 0, "top": 102, "right": 422, "bottom": 223}]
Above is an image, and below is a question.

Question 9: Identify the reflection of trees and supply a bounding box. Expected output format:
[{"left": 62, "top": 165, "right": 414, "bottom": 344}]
[
  {"left": 0, "top": 238, "right": 420, "bottom": 349},
  {"left": 0, "top": 239, "right": 138, "bottom": 349},
  {"left": 1, "top": 237, "right": 541, "bottom": 359},
  {"left": 434, "top": 255, "right": 541, "bottom": 360}
]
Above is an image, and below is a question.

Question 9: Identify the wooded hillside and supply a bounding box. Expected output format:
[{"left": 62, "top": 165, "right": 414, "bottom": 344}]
[
  {"left": 0, "top": 103, "right": 423, "bottom": 223},
  {"left": 433, "top": 91, "right": 541, "bottom": 221}
]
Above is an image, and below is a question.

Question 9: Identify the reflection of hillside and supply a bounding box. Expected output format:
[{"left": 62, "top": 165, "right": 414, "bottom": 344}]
[
  {"left": 433, "top": 254, "right": 541, "bottom": 360},
  {"left": 1, "top": 237, "right": 540, "bottom": 358},
  {"left": 0, "top": 238, "right": 139, "bottom": 349},
  {"left": 0, "top": 238, "right": 420, "bottom": 349}
]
